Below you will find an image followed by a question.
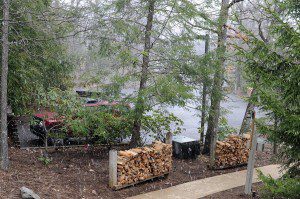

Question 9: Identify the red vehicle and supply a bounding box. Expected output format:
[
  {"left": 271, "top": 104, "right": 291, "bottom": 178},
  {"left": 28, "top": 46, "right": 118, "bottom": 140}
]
[{"left": 30, "top": 99, "right": 130, "bottom": 146}]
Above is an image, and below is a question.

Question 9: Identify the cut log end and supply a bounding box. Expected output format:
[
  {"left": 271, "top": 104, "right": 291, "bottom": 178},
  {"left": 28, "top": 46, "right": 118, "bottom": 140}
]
[{"left": 116, "top": 141, "right": 172, "bottom": 186}]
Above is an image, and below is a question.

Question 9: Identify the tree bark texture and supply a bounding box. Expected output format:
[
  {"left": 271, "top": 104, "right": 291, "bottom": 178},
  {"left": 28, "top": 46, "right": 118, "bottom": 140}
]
[
  {"left": 1, "top": 0, "right": 10, "bottom": 171},
  {"left": 235, "top": 66, "right": 242, "bottom": 94},
  {"left": 200, "top": 34, "right": 210, "bottom": 146},
  {"left": 273, "top": 116, "right": 279, "bottom": 154},
  {"left": 204, "top": 0, "right": 230, "bottom": 157},
  {"left": 130, "top": 0, "right": 155, "bottom": 147}
]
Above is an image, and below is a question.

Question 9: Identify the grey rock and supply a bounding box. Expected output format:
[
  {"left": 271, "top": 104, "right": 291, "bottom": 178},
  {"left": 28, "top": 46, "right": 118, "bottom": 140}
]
[{"left": 20, "top": 187, "right": 40, "bottom": 199}]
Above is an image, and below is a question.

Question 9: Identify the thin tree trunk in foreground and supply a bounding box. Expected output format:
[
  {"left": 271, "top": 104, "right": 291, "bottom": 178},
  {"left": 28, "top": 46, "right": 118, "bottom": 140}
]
[
  {"left": 130, "top": 0, "right": 155, "bottom": 147},
  {"left": 235, "top": 66, "right": 242, "bottom": 95},
  {"left": 200, "top": 34, "right": 210, "bottom": 146},
  {"left": 200, "top": 82, "right": 207, "bottom": 145},
  {"left": 1, "top": 0, "right": 10, "bottom": 171},
  {"left": 273, "top": 116, "right": 279, "bottom": 154}
]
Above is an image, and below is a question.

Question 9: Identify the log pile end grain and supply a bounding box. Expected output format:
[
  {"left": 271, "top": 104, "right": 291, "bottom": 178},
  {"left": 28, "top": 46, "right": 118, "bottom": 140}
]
[
  {"left": 215, "top": 134, "right": 250, "bottom": 168},
  {"left": 116, "top": 141, "right": 172, "bottom": 187},
  {"left": 243, "top": 133, "right": 251, "bottom": 140}
]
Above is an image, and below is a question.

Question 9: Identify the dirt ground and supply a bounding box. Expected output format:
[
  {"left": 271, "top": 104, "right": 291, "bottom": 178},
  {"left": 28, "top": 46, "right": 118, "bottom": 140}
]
[{"left": 0, "top": 144, "right": 275, "bottom": 199}]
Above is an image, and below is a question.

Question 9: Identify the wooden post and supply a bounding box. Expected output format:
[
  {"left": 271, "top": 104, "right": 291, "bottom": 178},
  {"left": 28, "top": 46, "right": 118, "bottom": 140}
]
[
  {"left": 109, "top": 150, "right": 118, "bottom": 188},
  {"left": 166, "top": 132, "right": 172, "bottom": 144},
  {"left": 245, "top": 111, "right": 257, "bottom": 195}
]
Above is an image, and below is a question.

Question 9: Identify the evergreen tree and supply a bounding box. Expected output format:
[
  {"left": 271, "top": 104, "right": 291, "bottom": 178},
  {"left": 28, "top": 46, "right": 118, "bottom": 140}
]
[
  {"left": 235, "top": 1, "right": 299, "bottom": 196},
  {"left": 81, "top": 0, "right": 201, "bottom": 146},
  {"left": 0, "top": 0, "right": 75, "bottom": 114}
]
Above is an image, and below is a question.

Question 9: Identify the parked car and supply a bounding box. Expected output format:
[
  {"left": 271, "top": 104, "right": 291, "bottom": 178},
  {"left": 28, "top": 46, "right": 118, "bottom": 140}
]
[{"left": 30, "top": 99, "right": 131, "bottom": 146}]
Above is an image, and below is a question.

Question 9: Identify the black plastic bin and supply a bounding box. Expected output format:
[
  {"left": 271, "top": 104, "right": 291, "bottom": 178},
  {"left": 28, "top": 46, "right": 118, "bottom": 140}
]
[{"left": 172, "top": 135, "right": 200, "bottom": 159}]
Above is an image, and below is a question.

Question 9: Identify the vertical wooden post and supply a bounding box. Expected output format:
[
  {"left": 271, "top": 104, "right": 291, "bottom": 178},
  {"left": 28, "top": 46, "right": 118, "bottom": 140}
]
[
  {"left": 109, "top": 150, "right": 118, "bottom": 188},
  {"left": 166, "top": 132, "right": 172, "bottom": 144},
  {"left": 245, "top": 111, "right": 257, "bottom": 195}
]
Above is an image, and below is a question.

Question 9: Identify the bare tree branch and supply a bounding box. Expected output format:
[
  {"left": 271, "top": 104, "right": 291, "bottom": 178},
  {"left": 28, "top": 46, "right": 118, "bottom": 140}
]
[
  {"left": 228, "top": 0, "right": 244, "bottom": 9},
  {"left": 258, "top": 20, "right": 268, "bottom": 43}
]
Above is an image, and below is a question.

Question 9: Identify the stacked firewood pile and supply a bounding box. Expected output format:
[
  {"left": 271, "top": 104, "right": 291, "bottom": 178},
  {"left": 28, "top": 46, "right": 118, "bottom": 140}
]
[
  {"left": 116, "top": 141, "right": 172, "bottom": 186},
  {"left": 215, "top": 134, "right": 250, "bottom": 168}
]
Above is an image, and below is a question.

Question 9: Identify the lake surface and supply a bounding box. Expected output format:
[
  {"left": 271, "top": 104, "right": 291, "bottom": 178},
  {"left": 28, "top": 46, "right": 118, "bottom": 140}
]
[{"left": 163, "top": 94, "right": 265, "bottom": 140}]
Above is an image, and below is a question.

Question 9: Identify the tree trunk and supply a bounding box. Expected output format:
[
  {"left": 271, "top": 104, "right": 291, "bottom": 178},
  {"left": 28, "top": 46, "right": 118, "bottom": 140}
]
[
  {"left": 273, "top": 116, "right": 279, "bottom": 154},
  {"left": 207, "top": 0, "right": 245, "bottom": 167},
  {"left": 235, "top": 1, "right": 244, "bottom": 96},
  {"left": 239, "top": 89, "right": 255, "bottom": 135},
  {"left": 235, "top": 66, "right": 242, "bottom": 95},
  {"left": 130, "top": 0, "right": 155, "bottom": 147},
  {"left": 203, "top": 0, "right": 230, "bottom": 156},
  {"left": 199, "top": 34, "right": 210, "bottom": 146},
  {"left": 0, "top": 0, "right": 10, "bottom": 171},
  {"left": 200, "top": 82, "right": 207, "bottom": 145}
]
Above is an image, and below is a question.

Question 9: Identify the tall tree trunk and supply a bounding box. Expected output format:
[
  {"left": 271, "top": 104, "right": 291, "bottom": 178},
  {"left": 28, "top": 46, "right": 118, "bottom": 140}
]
[
  {"left": 130, "top": 0, "right": 155, "bottom": 147},
  {"left": 203, "top": 0, "right": 230, "bottom": 156},
  {"left": 273, "top": 116, "right": 279, "bottom": 154},
  {"left": 235, "top": 66, "right": 242, "bottom": 95},
  {"left": 235, "top": 1, "right": 244, "bottom": 96},
  {"left": 200, "top": 82, "right": 207, "bottom": 145},
  {"left": 206, "top": 0, "right": 245, "bottom": 168},
  {"left": 239, "top": 89, "right": 255, "bottom": 135},
  {"left": 199, "top": 34, "right": 210, "bottom": 146},
  {"left": 1, "top": 0, "right": 10, "bottom": 171}
]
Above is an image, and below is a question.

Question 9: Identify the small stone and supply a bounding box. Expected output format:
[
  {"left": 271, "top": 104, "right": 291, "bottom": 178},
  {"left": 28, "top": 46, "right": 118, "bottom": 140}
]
[
  {"left": 92, "top": 190, "right": 97, "bottom": 195},
  {"left": 20, "top": 187, "right": 40, "bottom": 199}
]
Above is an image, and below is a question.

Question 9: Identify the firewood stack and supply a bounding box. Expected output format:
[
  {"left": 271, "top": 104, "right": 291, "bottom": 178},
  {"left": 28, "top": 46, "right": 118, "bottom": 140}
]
[
  {"left": 117, "top": 141, "right": 172, "bottom": 186},
  {"left": 215, "top": 134, "right": 250, "bottom": 168}
]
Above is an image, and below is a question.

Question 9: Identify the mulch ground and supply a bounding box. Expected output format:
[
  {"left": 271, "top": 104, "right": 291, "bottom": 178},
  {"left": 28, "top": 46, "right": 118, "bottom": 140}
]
[{"left": 0, "top": 144, "right": 275, "bottom": 199}]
